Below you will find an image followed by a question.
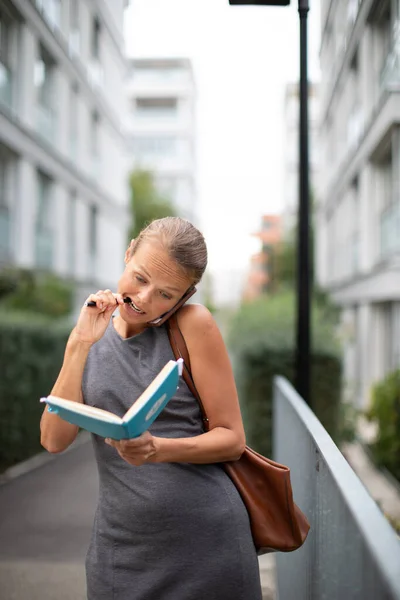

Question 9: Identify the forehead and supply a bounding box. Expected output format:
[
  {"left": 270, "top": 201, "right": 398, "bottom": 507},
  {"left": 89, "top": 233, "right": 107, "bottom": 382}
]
[{"left": 129, "top": 241, "right": 192, "bottom": 290}]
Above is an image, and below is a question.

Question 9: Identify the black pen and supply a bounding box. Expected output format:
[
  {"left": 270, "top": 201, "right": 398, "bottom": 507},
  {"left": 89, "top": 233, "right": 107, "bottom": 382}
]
[{"left": 85, "top": 297, "right": 132, "bottom": 307}]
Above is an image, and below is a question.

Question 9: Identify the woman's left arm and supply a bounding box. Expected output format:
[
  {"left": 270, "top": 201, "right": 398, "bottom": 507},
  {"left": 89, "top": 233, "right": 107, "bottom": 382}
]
[{"left": 106, "top": 304, "right": 246, "bottom": 465}]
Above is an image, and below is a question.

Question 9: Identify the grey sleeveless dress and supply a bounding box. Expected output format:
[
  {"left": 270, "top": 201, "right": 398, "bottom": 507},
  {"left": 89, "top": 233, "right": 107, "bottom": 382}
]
[{"left": 82, "top": 318, "right": 262, "bottom": 600}]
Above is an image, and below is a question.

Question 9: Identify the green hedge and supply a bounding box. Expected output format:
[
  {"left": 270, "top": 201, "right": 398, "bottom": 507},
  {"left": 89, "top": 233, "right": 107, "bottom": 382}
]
[
  {"left": 366, "top": 369, "right": 400, "bottom": 482},
  {"left": 227, "top": 292, "right": 342, "bottom": 458},
  {"left": 0, "top": 312, "right": 70, "bottom": 472}
]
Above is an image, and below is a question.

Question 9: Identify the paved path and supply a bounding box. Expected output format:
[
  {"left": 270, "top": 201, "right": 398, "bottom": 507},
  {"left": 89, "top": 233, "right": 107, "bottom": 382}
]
[
  {"left": 0, "top": 441, "right": 275, "bottom": 599},
  {"left": 0, "top": 442, "right": 97, "bottom": 600}
]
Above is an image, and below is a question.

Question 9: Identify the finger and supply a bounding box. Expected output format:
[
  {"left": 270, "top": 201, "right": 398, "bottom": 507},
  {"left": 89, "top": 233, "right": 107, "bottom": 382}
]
[
  {"left": 84, "top": 292, "right": 106, "bottom": 310},
  {"left": 92, "top": 290, "right": 117, "bottom": 312},
  {"left": 102, "top": 290, "right": 126, "bottom": 312},
  {"left": 105, "top": 438, "right": 118, "bottom": 447},
  {"left": 113, "top": 293, "right": 124, "bottom": 305}
]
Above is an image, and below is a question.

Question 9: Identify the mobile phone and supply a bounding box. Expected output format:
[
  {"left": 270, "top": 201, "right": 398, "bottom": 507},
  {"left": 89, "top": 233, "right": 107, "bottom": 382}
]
[{"left": 147, "top": 286, "right": 197, "bottom": 327}]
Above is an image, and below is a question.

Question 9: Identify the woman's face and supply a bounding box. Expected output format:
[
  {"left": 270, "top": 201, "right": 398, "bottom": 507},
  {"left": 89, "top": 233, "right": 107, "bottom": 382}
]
[{"left": 117, "top": 240, "right": 193, "bottom": 328}]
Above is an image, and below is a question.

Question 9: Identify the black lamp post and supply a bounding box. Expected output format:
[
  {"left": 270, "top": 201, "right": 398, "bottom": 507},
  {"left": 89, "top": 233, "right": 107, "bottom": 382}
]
[{"left": 228, "top": 0, "right": 311, "bottom": 406}]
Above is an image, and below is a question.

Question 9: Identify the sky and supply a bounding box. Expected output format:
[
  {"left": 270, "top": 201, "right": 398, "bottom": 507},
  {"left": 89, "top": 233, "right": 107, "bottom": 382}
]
[{"left": 124, "top": 0, "right": 321, "bottom": 277}]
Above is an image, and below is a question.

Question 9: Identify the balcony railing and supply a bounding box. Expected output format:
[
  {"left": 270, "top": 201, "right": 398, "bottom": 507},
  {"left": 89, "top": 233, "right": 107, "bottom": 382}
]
[
  {"left": 381, "top": 202, "right": 400, "bottom": 258},
  {"left": 0, "top": 63, "right": 12, "bottom": 111},
  {"left": 273, "top": 377, "right": 400, "bottom": 600}
]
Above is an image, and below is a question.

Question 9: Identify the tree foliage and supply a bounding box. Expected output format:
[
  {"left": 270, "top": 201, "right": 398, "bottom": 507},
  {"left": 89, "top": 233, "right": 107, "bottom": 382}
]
[{"left": 128, "top": 169, "right": 177, "bottom": 240}]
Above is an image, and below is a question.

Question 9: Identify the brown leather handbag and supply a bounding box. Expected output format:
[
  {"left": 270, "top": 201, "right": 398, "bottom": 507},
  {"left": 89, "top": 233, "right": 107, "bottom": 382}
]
[{"left": 166, "top": 314, "right": 310, "bottom": 555}]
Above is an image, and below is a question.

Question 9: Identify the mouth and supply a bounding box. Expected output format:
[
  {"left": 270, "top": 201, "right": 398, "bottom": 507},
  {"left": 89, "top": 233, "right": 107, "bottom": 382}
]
[{"left": 126, "top": 299, "right": 146, "bottom": 315}]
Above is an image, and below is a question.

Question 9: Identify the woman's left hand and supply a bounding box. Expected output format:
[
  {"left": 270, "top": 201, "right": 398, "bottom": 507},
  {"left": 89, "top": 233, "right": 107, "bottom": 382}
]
[{"left": 105, "top": 432, "right": 160, "bottom": 466}]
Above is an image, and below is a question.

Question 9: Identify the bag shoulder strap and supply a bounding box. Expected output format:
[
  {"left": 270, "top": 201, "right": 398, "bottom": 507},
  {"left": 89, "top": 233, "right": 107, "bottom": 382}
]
[{"left": 166, "top": 314, "right": 209, "bottom": 431}]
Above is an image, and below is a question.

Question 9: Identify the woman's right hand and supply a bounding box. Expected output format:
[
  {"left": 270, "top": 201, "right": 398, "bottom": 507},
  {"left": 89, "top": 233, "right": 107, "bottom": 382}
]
[{"left": 73, "top": 289, "right": 124, "bottom": 345}]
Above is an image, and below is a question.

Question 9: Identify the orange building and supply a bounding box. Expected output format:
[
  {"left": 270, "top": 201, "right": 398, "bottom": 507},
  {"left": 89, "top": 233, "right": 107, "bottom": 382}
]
[{"left": 242, "top": 215, "right": 283, "bottom": 302}]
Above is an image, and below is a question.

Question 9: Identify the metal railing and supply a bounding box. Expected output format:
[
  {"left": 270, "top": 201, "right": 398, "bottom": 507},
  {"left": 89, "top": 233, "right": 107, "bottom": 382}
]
[{"left": 273, "top": 376, "right": 400, "bottom": 600}]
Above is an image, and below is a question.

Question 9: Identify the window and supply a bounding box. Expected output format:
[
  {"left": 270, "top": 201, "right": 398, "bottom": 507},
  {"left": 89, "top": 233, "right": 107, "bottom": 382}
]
[
  {"left": 135, "top": 98, "right": 178, "bottom": 119},
  {"left": 350, "top": 177, "right": 360, "bottom": 274},
  {"left": 379, "top": 149, "right": 400, "bottom": 257},
  {"left": 35, "top": 0, "right": 61, "bottom": 30},
  {"left": 69, "top": 84, "right": 78, "bottom": 161},
  {"left": 384, "top": 302, "right": 400, "bottom": 371},
  {"left": 0, "top": 8, "right": 13, "bottom": 108},
  {"left": 90, "top": 111, "right": 101, "bottom": 177},
  {"left": 34, "top": 48, "right": 54, "bottom": 108},
  {"left": 88, "top": 204, "right": 98, "bottom": 275},
  {"left": 91, "top": 17, "right": 101, "bottom": 60},
  {"left": 67, "top": 192, "right": 76, "bottom": 275},
  {"left": 0, "top": 153, "right": 11, "bottom": 262},
  {"left": 34, "top": 46, "right": 56, "bottom": 142},
  {"left": 132, "top": 137, "right": 178, "bottom": 157},
  {"left": 35, "top": 171, "right": 53, "bottom": 269},
  {"left": 90, "top": 111, "right": 99, "bottom": 153},
  {"left": 68, "top": 0, "right": 80, "bottom": 56}
]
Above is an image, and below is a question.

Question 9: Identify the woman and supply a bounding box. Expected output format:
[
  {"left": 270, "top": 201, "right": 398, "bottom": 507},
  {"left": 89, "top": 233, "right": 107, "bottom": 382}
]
[{"left": 40, "top": 217, "right": 262, "bottom": 600}]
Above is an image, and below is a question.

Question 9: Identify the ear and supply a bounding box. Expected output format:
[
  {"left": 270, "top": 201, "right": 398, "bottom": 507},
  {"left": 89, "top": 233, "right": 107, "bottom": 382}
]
[{"left": 124, "top": 239, "right": 135, "bottom": 265}]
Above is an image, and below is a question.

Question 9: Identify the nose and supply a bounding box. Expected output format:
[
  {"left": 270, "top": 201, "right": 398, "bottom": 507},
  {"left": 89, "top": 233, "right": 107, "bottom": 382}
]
[{"left": 136, "top": 287, "right": 152, "bottom": 306}]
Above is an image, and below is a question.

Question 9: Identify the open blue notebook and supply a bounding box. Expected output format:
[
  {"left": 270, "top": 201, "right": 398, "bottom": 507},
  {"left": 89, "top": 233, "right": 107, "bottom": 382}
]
[{"left": 40, "top": 358, "right": 183, "bottom": 440}]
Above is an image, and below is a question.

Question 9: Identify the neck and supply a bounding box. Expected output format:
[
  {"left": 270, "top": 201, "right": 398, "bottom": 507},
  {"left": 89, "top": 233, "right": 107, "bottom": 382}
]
[{"left": 113, "top": 315, "right": 148, "bottom": 339}]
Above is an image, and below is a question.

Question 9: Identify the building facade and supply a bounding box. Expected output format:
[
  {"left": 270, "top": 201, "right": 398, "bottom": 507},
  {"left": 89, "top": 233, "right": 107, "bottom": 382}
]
[
  {"left": 316, "top": 0, "right": 400, "bottom": 407},
  {"left": 125, "top": 57, "right": 197, "bottom": 223},
  {"left": 0, "top": 0, "right": 130, "bottom": 306},
  {"left": 282, "top": 81, "right": 320, "bottom": 233}
]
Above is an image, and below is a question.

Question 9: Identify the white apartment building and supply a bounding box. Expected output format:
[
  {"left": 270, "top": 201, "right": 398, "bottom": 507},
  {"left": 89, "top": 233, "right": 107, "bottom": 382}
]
[
  {"left": 125, "top": 57, "right": 197, "bottom": 223},
  {"left": 283, "top": 81, "right": 320, "bottom": 233},
  {"left": 0, "top": 0, "right": 130, "bottom": 306},
  {"left": 316, "top": 0, "right": 400, "bottom": 407}
]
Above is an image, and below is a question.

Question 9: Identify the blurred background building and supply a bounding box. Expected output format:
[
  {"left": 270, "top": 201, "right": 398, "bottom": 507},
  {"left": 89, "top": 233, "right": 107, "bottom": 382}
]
[
  {"left": 316, "top": 0, "right": 400, "bottom": 407},
  {"left": 242, "top": 214, "right": 282, "bottom": 302},
  {"left": 125, "top": 57, "right": 198, "bottom": 223},
  {"left": 282, "top": 81, "right": 320, "bottom": 233},
  {"left": 0, "top": 0, "right": 130, "bottom": 305}
]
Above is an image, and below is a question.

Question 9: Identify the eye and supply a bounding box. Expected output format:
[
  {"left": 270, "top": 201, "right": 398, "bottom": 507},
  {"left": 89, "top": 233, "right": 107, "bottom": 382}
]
[
  {"left": 160, "top": 291, "right": 172, "bottom": 300},
  {"left": 135, "top": 275, "right": 146, "bottom": 283}
]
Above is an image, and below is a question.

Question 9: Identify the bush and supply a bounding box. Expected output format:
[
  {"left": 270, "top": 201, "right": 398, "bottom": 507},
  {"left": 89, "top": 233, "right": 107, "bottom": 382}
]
[
  {"left": 0, "top": 312, "right": 70, "bottom": 472},
  {"left": 227, "top": 292, "right": 342, "bottom": 457},
  {"left": 366, "top": 369, "right": 400, "bottom": 482},
  {"left": 0, "top": 267, "right": 75, "bottom": 318}
]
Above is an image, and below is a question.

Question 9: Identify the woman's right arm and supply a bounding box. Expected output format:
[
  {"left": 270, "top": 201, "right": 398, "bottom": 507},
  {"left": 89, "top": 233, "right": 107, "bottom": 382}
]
[
  {"left": 40, "top": 289, "right": 124, "bottom": 454},
  {"left": 40, "top": 331, "right": 93, "bottom": 453}
]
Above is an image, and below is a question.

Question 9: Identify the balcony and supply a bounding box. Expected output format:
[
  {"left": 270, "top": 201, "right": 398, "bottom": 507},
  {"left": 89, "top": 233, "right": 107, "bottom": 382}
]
[{"left": 0, "top": 63, "right": 12, "bottom": 111}]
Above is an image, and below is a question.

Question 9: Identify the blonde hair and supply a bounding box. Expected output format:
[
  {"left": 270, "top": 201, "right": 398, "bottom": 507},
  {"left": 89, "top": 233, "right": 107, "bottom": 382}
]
[{"left": 131, "top": 217, "right": 207, "bottom": 285}]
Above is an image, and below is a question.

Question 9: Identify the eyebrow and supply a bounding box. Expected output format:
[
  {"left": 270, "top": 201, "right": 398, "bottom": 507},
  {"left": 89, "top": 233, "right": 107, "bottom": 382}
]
[{"left": 137, "top": 265, "right": 182, "bottom": 294}]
